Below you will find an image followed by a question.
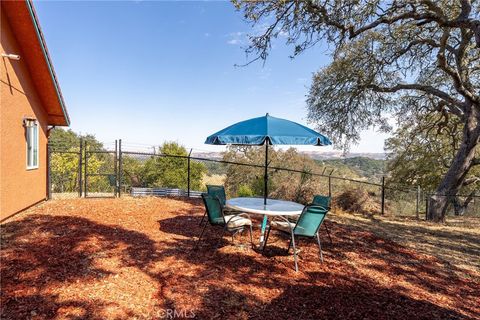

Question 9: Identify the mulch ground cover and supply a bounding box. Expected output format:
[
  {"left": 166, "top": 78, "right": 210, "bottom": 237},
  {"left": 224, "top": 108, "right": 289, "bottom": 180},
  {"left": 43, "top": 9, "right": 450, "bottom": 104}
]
[{"left": 1, "top": 197, "right": 479, "bottom": 320}]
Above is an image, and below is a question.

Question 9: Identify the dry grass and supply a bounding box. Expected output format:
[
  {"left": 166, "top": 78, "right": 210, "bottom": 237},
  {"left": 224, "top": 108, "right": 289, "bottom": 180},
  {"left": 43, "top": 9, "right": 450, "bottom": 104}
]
[
  {"left": 1, "top": 197, "right": 479, "bottom": 319},
  {"left": 201, "top": 174, "right": 225, "bottom": 188},
  {"left": 330, "top": 210, "right": 480, "bottom": 273},
  {"left": 334, "top": 188, "right": 383, "bottom": 215}
]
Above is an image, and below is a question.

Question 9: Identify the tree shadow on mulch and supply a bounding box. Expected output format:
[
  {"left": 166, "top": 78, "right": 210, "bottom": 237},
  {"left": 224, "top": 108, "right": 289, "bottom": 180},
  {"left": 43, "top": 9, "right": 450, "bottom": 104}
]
[
  {"left": 157, "top": 213, "right": 479, "bottom": 319},
  {"left": 250, "top": 282, "right": 473, "bottom": 320},
  {"left": 1, "top": 206, "right": 479, "bottom": 320},
  {"left": 0, "top": 214, "right": 159, "bottom": 319},
  {"left": 191, "top": 282, "right": 474, "bottom": 320}
]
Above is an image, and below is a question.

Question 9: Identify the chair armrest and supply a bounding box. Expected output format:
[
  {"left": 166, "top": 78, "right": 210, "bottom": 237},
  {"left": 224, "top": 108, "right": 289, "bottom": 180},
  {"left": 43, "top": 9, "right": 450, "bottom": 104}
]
[
  {"left": 307, "top": 203, "right": 330, "bottom": 211},
  {"left": 225, "top": 212, "right": 251, "bottom": 224},
  {"left": 270, "top": 216, "right": 296, "bottom": 233}
]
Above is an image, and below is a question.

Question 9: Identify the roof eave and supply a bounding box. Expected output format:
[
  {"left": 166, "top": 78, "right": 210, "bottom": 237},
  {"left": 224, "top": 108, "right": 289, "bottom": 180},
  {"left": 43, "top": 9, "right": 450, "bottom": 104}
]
[{"left": 25, "top": 0, "right": 70, "bottom": 126}]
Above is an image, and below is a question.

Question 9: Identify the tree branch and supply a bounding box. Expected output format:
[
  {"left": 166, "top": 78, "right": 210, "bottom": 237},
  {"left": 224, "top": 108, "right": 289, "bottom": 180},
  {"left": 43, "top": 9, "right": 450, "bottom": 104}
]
[
  {"left": 463, "top": 176, "right": 479, "bottom": 185},
  {"left": 436, "top": 29, "right": 479, "bottom": 105},
  {"left": 365, "top": 83, "right": 466, "bottom": 116}
]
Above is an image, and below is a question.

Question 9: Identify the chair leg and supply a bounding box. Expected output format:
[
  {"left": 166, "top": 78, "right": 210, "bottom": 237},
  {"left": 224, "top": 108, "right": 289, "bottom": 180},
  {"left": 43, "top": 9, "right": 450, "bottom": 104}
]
[
  {"left": 249, "top": 224, "right": 254, "bottom": 248},
  {"left": 324, "top": 221, "right": 333, "bottom": 244},
  {"left": 215, "top": 225, "right": 227, "bottom": 250},
  {"left": 199, "top": 210, "right": 207, "bottom": 226},
  {"left": 286, "top": 236, "right": 293, "bottom": 253},
  {"left": 316, "top": 232, "right": 324, "bottom": 263},
  {"left": 291, "top": 233, "right": 299, "bottom": 272},
  {"left": 194, "top": 222, "right": 208, "bottom": 250},
  {"left": 262, "top": 226, "right": 271, "bottom": 253}
]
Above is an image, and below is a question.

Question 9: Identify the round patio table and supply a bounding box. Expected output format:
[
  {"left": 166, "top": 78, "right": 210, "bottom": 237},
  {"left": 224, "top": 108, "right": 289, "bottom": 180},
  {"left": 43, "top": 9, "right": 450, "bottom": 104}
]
[{"left": 225, "top": 197, "right": 304, "bottom": 247}]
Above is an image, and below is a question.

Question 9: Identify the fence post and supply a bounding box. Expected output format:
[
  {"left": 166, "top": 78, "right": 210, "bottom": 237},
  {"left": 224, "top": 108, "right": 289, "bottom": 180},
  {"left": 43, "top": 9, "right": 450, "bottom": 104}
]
[
  {"left": 79, "top": 139, "right": 83, "bottom": 197},
  {"left": 328, "top": 175, "right": 332, "bottom": 198},
  {"left": 187, "top": 149, "right": 192, "bottom": 197},
  {"left": 114, "top": 140, "right": 118, "bottom": 197},
  {"left": 416, "top": 185, "right": 420, "bottom": 219},
  {"left": 118, "top": 139, "right": 122, "bottom": 197},
  {"left": 47, "top": 143, "right": 52, "bottom": 200},
  {"left": 425, "top": 195, "right": 429, "bottom": 220},
  {"left": 381, "top": 176, "right": 385, "bottom": 215},
  {"left": 84, "top": 140, "right": 88, "bottom": 197}
]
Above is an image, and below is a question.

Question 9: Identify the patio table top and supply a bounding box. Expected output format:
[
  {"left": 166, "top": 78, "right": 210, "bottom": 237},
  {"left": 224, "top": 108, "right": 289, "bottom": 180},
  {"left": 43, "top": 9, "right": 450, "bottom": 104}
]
[{"left": 225, "top": 197, "right": 304, "bottom": 216}]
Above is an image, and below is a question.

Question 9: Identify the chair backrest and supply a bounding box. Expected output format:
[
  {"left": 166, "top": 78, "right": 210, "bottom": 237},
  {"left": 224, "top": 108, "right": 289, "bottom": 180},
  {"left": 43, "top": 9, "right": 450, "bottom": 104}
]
[
  {"left": 294, "top": 205, "right": 328, "bottom": 237},
  {"left": 312, "top": 195, "right": 331, "bottom": 210},
  {"left": 207, "top": 185, "right": 227, "bottom": 206},
  {"left": 201, "top": 193, "right": 225, "bottom": 225}
]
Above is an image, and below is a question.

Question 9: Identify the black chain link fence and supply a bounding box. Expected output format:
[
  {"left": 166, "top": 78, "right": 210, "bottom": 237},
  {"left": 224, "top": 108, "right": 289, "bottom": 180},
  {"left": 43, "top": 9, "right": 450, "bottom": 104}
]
[{"left": 48, "top": 140, "right": 479, "bottom": 218}]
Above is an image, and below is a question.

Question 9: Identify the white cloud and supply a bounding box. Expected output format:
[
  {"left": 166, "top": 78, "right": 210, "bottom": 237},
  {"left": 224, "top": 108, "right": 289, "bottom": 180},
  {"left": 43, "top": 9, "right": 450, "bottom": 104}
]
[
  {"left": 227, "top": 39, "right": 241, "bottom": 45},
  {"left": 226, "top": 31, "right": 246, "bottom": 46},
  {"left": 257, "top": 67, "right": 271, "bottom": 80},
  {"left": 296, "top": 77, "right": 308, "bottom": 84},
  {"left": 204, "top": 32, "right": 211, "bottom": 37},
  {"left": 278, "top": 30, "right": 289, "bottom": 38}
]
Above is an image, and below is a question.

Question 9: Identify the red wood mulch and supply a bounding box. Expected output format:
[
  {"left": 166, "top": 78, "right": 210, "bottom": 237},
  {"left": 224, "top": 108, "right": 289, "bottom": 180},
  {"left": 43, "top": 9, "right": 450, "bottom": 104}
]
[{"left": 1, "top": 197, "right": 478, "bottom": 320}]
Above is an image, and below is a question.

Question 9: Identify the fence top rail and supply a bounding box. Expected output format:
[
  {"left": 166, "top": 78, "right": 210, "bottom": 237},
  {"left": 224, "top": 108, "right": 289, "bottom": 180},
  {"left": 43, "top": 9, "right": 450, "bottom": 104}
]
[
  {"left": 423, "top": 192, "right": 480, "bottom": 198},
  {"left": 48, "top": 150, "right": 80, "bottom": 154},
  {"left": 85, "top": 150, "right": 116, "bottom": 154},
  {"left": 384, "top": 185, "right": 416, "bottom": 193}
]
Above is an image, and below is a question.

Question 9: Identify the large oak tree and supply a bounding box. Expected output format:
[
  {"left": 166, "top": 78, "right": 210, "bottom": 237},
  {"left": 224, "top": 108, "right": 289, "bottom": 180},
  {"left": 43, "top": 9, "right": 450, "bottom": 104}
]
[
  {"left": 235, "top": 0, "right": 480, "bottom": 221},
  {"left": 385, "top": 113, "right": 479, "bottom": 214}
]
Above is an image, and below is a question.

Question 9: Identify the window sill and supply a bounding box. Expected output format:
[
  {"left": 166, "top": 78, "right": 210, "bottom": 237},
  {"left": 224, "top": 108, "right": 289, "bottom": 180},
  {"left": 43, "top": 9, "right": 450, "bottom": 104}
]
[{"left": 26, "top": 166, "right": 39, "bottom": 170}]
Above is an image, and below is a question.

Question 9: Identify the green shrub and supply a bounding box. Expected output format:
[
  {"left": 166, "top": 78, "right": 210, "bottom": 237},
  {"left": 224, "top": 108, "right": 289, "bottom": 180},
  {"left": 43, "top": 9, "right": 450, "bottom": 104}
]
[{"left": 237, "top": 184, "right": 254, "bottom": 197}]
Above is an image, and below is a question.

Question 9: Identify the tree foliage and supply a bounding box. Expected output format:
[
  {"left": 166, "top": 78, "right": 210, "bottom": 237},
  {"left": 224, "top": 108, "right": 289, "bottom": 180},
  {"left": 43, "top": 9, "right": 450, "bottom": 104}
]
[
  {"left": 49, "top": 128, "right": 109, "bottom": 193},
  {"left": 235, "top": 0, "right": 480, "bottom": 220},
  {"left": 223, "top": 146, "right": 328, "bottom": 204},
  {"left": 122, "top": 142, "right": 206, "bottom": 191},
  {"left": 50, "top": 130, "right": 207, "bottom": 193}
]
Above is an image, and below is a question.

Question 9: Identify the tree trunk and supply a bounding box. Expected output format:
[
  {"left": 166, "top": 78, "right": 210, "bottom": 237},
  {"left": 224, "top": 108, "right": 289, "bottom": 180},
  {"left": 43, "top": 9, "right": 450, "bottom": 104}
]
[{"left": 427, "top": 107, "right": 480, "bottom": 221}]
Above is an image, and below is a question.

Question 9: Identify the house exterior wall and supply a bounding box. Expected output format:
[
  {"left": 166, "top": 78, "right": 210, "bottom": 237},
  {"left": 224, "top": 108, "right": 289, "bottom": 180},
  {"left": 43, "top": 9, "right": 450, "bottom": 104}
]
[{"left": 1, "top": 10, "right": 49, "bottom": 219}]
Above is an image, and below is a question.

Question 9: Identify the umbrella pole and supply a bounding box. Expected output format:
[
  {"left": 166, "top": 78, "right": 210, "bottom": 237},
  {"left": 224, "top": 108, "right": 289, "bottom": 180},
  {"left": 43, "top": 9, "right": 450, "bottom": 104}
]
[{"left": 264, "top": 140, "right": 268, "bottom": 205}]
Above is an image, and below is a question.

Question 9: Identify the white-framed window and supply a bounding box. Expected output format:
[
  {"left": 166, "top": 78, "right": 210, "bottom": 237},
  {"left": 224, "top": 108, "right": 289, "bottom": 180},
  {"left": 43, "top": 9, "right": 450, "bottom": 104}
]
[{"left": 25, "top": 119, "right": 39, "bottom": 169}]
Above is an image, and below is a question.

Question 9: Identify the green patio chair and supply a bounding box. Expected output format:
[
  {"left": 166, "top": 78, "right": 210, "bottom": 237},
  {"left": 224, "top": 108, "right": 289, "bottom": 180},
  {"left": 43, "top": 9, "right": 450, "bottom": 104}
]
[
  {"left": 312, "top": 195, "right": 333, "bottom": 244},
  {"left": 207, "top": 185, "right": 227, "bottom": 205},
  {"left": 194, "top": 193, "right": 253, "bottom": 250},
  {"left": 199, "top": 185, "right": 227, "bottom": 225},
  {"left": 107, "top": 174, "right": 117, "bottom": 187},
  {"left": 263, "top": 204, "right": 328, "bottom": 272}
]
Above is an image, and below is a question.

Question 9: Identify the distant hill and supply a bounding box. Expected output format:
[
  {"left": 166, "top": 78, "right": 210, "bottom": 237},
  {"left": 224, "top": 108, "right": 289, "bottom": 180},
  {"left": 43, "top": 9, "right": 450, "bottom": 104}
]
[
  {"left": 191, "top": 151, "right": 386, "bottom": 161},
  {"left": 300, "top": 151, "right": 386, "bottom": 160},
  {"left": 191, "top": 152, "right": 387, "bottom": 180},
  {"left": 316, "top": 157, "right": 386, "bottom": 180}
]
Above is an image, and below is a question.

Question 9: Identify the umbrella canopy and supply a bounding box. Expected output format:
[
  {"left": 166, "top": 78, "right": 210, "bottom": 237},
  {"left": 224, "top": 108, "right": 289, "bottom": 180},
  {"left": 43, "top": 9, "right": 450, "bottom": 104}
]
[
  {"left": 205, "top": 113, "right": 331, "bottom": 146},
  {"left": 205, "top": 114, "right": 331, "bottom": 205}
]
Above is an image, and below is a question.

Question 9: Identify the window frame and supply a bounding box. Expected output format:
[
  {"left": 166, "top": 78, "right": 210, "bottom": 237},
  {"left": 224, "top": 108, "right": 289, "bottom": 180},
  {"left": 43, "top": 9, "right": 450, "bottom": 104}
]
[{"left": 26, "top": 119, "right": 39, "bottom": 170}]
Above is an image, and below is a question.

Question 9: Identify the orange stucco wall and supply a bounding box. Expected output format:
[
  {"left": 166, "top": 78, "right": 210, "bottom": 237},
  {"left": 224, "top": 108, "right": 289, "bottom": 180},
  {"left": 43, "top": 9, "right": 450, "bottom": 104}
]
[{"left": 1, "top": 10, "right": 49, "bottom": 219}]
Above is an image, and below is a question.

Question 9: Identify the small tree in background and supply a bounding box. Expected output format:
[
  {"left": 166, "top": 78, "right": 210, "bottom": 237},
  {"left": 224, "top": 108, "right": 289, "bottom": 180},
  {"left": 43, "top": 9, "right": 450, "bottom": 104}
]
[
  {"left": 49, "top": 128, "right": 109, "bottom": 193},
  {"left": 142, "top": 142, "right": 206, "bottom": 190}
]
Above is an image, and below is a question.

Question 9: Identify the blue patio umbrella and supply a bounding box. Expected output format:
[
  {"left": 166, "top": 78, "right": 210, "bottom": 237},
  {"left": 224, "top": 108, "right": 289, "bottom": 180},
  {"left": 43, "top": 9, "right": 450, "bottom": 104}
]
[{"left": 205, "top": 113, "right": 332, "bottom": 205}]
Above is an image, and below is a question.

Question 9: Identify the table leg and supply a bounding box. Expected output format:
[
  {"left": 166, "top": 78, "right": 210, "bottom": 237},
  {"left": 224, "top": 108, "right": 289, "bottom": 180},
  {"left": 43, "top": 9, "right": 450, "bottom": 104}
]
[{"left": 259, "top": 215, "right": 268, "bottom": 248}]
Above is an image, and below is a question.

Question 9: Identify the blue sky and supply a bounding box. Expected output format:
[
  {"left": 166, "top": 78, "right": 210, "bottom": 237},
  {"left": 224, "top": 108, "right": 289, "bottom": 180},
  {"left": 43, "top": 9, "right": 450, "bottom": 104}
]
[{"left": 35, "top": 0, "right": 389, "bottom": 153}]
